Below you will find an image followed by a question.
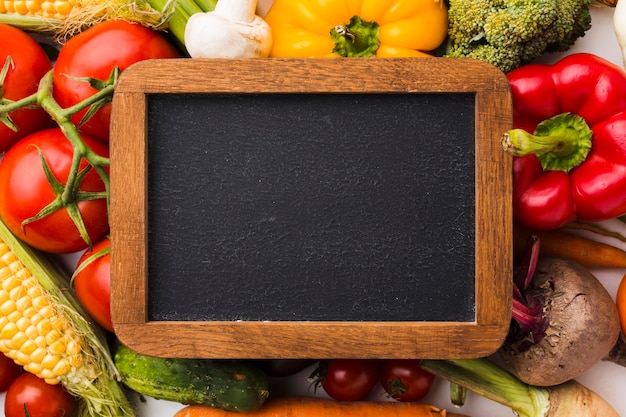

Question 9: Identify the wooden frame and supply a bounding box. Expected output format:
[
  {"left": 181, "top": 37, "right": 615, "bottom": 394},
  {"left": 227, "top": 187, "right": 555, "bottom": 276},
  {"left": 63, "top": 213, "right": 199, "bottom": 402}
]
[{"left": 109, "top": 58, "right": 512, "bottom": 359}]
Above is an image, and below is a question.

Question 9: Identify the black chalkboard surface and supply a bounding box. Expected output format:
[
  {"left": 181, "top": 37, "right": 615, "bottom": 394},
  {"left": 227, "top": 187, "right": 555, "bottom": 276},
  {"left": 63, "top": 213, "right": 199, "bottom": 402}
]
[
  {"left": 147, "top": 92, "right": 476, "bottom": 323},
  {"left": 110, "top": 58, "right": 513, "bottom": 359}
]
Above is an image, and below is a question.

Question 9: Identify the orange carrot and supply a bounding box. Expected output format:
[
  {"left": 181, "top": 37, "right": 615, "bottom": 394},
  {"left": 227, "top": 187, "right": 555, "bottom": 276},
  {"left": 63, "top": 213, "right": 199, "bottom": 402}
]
[
  {"left": 514, "top": 224, "right": 626, "bottom": 268},
  {"left": 173, "top": 396, "right": 471, "bottom": 417}
]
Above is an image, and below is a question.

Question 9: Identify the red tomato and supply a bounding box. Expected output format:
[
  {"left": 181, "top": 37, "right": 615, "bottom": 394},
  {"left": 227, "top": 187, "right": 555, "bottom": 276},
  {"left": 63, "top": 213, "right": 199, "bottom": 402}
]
[
  {"left": 321, "top": 359, "right": 379, "bottom": 401},
  {"left": 0, "top": 23, "right": 53, "bottom": 152},
  {"left": 5, "top": 373, "right": 76, "bottom": 417},
  {"left": 0, "top": 353, "right": 22, "bottom": 392},
  {"left": 53, "top": 20, "right": 180, "bottom": 142},
  {"left": 0, "top": 127, "right": 109, "bottom": 253},
  {"left": 73, "top": 236, "right": 113, "bottom": 332},
  {"left": 379, "top": 359, "right": 435, "bottom": 402}
]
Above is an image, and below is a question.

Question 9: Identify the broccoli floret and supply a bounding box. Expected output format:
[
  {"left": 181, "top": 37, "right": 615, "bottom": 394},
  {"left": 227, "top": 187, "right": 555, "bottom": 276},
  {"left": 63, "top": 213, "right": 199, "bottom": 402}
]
[{"left": 446, "top": 0, "right": 591, "bottom": 73}]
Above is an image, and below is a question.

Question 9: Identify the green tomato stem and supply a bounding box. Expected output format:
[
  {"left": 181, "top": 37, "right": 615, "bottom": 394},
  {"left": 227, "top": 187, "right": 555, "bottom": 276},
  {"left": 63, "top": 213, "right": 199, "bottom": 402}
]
[
  {"left": 0, "top": 57, "right": 40, "bottom": 124},
  {"left": 3, "top": 68, "right": 115, "bottom": 248},
  {"left": 36, "top": 70, "right": 111, "bottom": 163},
  {"left": 0, "top": 94, "right": 40, "bottom": 113},
  {"left": 36, "top": 69, "right": 111, "bottom": 201}
]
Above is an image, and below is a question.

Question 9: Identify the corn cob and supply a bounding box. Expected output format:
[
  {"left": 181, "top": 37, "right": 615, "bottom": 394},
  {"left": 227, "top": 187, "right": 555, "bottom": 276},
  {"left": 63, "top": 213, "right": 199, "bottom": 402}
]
[
  {"left": 0, "top": 0, "right": 165, "bottom": 39},
  {"left": 0, "top": 0, "right": 76, "bottom": 19},
  {"left": 0, "top": 217, "right": 134, "bottom": 417},
  {"left": 0, "top": 0, "right": 216, "bottom": 43}
]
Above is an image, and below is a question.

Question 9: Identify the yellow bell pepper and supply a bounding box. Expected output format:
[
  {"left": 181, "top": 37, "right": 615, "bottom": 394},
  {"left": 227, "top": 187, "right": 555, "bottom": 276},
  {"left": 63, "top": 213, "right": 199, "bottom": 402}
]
[{"left": 264, "top": 0, "right": 449, "bottom": 58}]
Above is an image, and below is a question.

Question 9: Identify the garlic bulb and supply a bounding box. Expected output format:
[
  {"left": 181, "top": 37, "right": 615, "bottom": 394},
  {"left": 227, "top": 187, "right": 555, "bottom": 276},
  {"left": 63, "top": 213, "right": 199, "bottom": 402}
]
[{"left": 184, "top": 0, "right": 272, "bottom": 58}]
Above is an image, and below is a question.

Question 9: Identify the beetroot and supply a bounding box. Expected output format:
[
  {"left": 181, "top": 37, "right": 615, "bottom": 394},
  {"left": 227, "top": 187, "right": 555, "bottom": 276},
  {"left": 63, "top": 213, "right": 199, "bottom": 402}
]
[{"left": 497, "top": 236, "right": 620, "bottom": 386}]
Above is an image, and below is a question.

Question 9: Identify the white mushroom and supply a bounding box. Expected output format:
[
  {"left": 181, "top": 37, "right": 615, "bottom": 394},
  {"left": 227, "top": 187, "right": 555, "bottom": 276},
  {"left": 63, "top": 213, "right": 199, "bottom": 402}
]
[{"left": 184, "top": 0, "right": 272, "bottom": 58}]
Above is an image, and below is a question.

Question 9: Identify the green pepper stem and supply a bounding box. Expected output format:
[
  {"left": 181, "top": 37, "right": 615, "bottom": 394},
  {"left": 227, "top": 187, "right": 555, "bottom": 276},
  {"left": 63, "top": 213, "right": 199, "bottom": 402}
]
[
  {"left": 501, "top": 112, "right": 593, "bottom": 173},
  {"left": 420, "top": 359, "right": 549, "bottom": 417},
  {"left": 330, "top": 15, "right": 380, "bottom": 57}
]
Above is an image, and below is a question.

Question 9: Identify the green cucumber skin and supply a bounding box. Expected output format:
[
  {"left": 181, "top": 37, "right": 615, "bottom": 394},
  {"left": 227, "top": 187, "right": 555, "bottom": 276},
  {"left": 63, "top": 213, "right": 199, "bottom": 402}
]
[{"left": 114, "top": 345, "right": 270, "bottom": 412}]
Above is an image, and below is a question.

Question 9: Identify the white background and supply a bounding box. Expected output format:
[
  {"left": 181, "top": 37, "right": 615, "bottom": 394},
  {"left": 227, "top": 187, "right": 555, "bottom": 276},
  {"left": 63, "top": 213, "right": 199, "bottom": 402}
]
[{"left": 6, "top": 3, "right": 626, "bottom": 417}]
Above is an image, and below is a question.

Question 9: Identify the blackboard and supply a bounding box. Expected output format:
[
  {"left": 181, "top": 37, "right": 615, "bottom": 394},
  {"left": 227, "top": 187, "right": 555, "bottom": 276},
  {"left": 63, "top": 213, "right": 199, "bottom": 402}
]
[{"left": 109, "top": 58, "right": 513, "bottom": 359}]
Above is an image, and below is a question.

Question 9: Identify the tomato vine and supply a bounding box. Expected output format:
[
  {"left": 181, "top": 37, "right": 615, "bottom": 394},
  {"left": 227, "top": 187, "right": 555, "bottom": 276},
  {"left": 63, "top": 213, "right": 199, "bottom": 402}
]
[{"left": 0, "top": 66, "right": 115, "bottom": 248}]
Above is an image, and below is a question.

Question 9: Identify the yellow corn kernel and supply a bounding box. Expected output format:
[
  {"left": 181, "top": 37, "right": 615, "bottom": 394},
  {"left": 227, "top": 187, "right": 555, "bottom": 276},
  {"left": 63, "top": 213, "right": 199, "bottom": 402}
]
[
  {"left": 0, "top": 0, "right": 76, "bottom": 18},
  {"left": 10, "top": 331, "right": 28, "bottom": 350},
  {"left": 6, "top": 310, "right": 20, "bottom": 323},
  {"left": 54, "top": 0, "right": 73, "bottom": 15},
  {"left": 10, "top": 286, "right": 27, "bottom": 304},
  {"left": 29, "top": 347, "right": 46, "bottom": 364},
  {"left": 32, "top": 297, "right": 49, "bottom": 313},
  {"left": 24, "top": 324, "right": 38, "bottom": 340},
  {"left": 2, "top": 275, "right": 19, "bottom": 291},
  {"left": 0, "top": 289, "right": 8, "bottom": 305},
  {"left": 24, "top": 362, "right": 42, "bottom": 376},
  {"left": 15, "top": 316, "right": 30, "bottom": 332},
  {"left": 40, "top": 367, "right": 56, "bottom": 381},
  {"left": 15, "top": 350, "right": 30, "bottom": 365},
  {"left": 15, "top": 295, "right": 32, "bottom": 312},
  {"left": 0, "top": 322, "right": 17, "bottom": 340},
  {"left": 25, "top": 0, "right": 42, "bottom": 13},
  {"left": 44, "top": 328, "right": 61, "bottom": 345},
  {"left": 22, "top": 307, "right": 37, "bottom": 320},
  {"left": 66, "top": 339, "right": 79, "bottom": 356},
  {"left": 35, "top": 319, "right": 51, "bottom": 336},
  {"left": 19, "top": 338, "right": 37, "bottom": 355},
  {"left": 52, "top": 358, "right": 71, "bottom": 376},
  {"left": 49, "top": 338, "right": 66, "bottom": 355},
  {"left": 0, "top": 299, "right": 16, "bottom": 316},
  {"left": 41, "top": 353, "right": 60, "bottom": 370},
  {"left": 34, "top": 335, "right": 46, "bottom": 348}
]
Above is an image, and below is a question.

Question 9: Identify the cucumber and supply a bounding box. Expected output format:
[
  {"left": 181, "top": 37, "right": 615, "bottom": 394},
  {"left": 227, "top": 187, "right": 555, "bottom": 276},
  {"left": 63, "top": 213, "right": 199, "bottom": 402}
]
[{"left": 114, "top": 344, "right": 270, "bottom": 412}]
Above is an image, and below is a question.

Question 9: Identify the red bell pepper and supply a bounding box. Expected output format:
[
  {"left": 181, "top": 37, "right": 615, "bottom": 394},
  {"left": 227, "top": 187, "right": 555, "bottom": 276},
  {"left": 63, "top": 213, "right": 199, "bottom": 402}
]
[{"left": 502, "top": 53, "right": 626, "bottom": 230}]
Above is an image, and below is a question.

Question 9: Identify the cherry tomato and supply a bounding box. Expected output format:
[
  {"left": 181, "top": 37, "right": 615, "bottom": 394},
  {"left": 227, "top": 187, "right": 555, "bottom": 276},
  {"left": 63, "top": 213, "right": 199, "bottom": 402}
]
[
  {"left": 53, "top": 20, "right": 180, "bottom": 142},
  {"left": 0, "top": 127, "right": 109, "bottom": 253},
  {"left": 379, "top": 359, "right": 435, "bottom": 402},
  {"left": 73, "top": 236, "right": 113, "bottom": 332},
  {"left": 321, "top": 359, "right": 379, "bottom": 401},
  {"left": 0, "top": 353, "right": 22, "bottom": 392},
  {"left": 0, "top": 23, "right": 53, "bottom": 152},
  {"left": 5, "top": 373, "right": 76, "bottom": 417}
]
